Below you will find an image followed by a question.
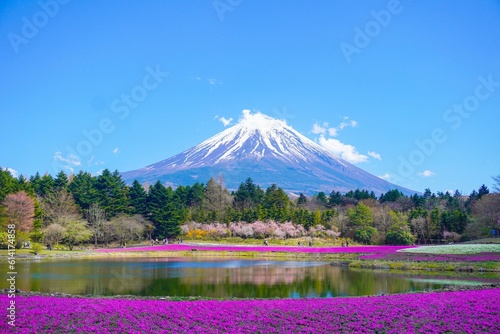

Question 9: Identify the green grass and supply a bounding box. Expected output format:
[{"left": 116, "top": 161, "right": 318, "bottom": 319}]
[
  {"left": 344, "top": 259, "right": 500, "bottom": 272},
  {"left": 399, "top": 244, "right": 500, "bottom": 255},
  {"left": 0, "top": 248, "right": 92, "bottom": 260},
  {"left": 463, "top": 238, "right": 500, "bottom": 244}
]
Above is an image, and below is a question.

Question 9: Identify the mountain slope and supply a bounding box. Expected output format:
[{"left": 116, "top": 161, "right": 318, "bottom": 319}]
[{"left": 121, "top": 110, "right": 415, "bottom": 195}]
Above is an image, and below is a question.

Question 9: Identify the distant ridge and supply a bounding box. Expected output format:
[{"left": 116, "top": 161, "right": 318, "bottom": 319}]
[{"left": 121, "top": 110, "right": 415, "bottom": 195}]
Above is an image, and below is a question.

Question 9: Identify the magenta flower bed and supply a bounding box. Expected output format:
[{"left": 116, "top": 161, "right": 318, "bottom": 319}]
[
  {"left": 4, "top": 289, "right": 500, "bottom": 333},
  {"left": 96, "top": 244, "right": 413, "bottom": 255}
]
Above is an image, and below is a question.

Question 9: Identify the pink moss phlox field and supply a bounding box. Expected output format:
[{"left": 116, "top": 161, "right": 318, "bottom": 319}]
[
  {"left": 4, "top": 289, "right": 500, "bottom": 333},
  {"left": 96, "top": 244, "right": 413, "bottom": 255}
]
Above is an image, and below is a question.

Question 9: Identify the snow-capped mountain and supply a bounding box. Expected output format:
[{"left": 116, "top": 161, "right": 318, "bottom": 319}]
[{"left": 121, "top": 110, "right": 415, "bottom": 195}]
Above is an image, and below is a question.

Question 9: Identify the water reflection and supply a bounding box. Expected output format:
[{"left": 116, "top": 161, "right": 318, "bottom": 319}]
[{"left": 3, "top": 257, "right": 499, "bottom": 298}]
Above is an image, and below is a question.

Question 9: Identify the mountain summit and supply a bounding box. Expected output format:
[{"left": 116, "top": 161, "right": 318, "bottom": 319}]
[{"left": 121, "top": 110, "right": 414, "bottom": 195}]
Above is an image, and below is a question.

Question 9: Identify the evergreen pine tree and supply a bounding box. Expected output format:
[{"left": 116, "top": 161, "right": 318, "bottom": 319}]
[{"left": 129, "top": 180, "right": 148, "bottom": 215}]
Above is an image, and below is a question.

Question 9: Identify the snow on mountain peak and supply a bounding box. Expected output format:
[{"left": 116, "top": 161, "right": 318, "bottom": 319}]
[
  {"left": 184, "top": 109, "right": 346, "bottom": 167},
  {"left": 239, "top": 109, "right": 288, "bottom": 132}
]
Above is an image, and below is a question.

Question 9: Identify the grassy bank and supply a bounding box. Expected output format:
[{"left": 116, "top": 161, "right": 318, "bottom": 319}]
[{"left": 342, "top": 259, "right": 500, "bottom": 272}]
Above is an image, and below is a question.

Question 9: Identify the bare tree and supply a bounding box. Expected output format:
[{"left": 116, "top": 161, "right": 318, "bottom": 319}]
[
  {"left": 141, "top": 217, "right": 155, "bottom": 241},
  {"left": 493, "top": 175, "right": 500, "bottom": 193},
  {"left": 204, "top": 176, "right": 232, "bottom": 221},
  {"left": 86, "top": 203, "right": 106, "bottom": 247},
  {"left": 395, "top": 196, "right": 413, "bottom": 212},
  {"left": 473, "top": 194, "right": 500, "bottom": 234},
  {"left": 331, "top": 209, "right": 349, "bottom": 238},
  {"left": 410, "top": 217, "right": 428, "bottom": 244},
  {"left": 2, "top": 191, "right": 34, "bottom": 232},
  {"left": 42, "top": 223, "right": 66, "bottom": 248},
  {"left": 108, "top": 215, "right": 145, "bottom": 246},
  {"left": 373, "top": 206, "right": 393, "bottom": 236},
  {"left": 40, "top": 189, "right": 79, "bottom": 226}
]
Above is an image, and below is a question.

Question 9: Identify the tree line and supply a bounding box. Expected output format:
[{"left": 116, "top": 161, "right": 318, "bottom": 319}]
[{"left": 1, "top": 167, "right": 499, "bottom": 249}]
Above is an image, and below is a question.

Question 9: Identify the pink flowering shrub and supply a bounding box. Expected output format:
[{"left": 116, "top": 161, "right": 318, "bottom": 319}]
[
  {"left": 182, "top": 221, "right": 338, "bottom": 240},
  {"left": 251, "top": 221, "right": 268, "bottom": 238},
  {"left": 181, "top": 220, "right": 340, "bottom": 239},
  {"left": 182, "top": 222, "right": 230, "bottom": 239}
]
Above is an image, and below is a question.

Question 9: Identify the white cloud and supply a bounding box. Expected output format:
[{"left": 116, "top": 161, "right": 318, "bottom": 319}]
[
  {"left": 327, "top": 127, "right": 338, "bottom": 136},
  {"left": 94, "top": 169, "right": 104, "bottom": 176},
  {"left": 368, "top": 151, "right": 382, "bottom": 160},
  {"left": 419, "top": 170, "right": 435, "bottom": 177},
  {"left": 311, "top": 122, "right": 327, "bottom": 134},
  {"left": 314, "top": 117, "right": 358, "bottom": 136},
  {"left": 54, "top": 151, "right": 82, "bottom": 173},
  {"left": 113, "top": 147, "right": 120, "bottom": 154},
  {"left": 312, "top": 122, "right": 340, "bottom": 136},
  {"left": 311, "top": 117, "right": 381, "bottom": 164},
  {"left": 6, "top": 168, "right": 19, "bottom": 177},
  {"left": 207, "top": 78, "right": 222, "bottom": 86},
  {"left": 379, "top": 173, "right": 392, "bottom": 181},
  {"left": 190, "top": 76, "right": 222, "bottom": 86},
  {"left": 54, "top": 151, "right": 81, "bottom": 166},
  {"left": 339, "top": 117, "right": 358, "bottom": 130},
  {"left": 215, "top": 115, "right": 233, "bottom": 127},
  {"left": 318, "top": 135, "right": 368, "bottom": 164}
]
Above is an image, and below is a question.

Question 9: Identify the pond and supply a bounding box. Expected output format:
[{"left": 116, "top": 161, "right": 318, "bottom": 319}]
[{"left": 3, "top": 257, "right": 499, "bottom": 298}]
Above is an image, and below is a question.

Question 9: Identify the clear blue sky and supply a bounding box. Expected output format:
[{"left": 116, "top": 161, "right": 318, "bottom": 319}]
[{"left": 1, "top": 0, "right": 499, "bottom": 195}]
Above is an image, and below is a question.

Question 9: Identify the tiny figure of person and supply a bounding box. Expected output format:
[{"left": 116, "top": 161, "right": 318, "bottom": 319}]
[
  {"left": 264, "top": 240, "right": 268, "bottom": 246},
  {"left": 309, "top": 241, "right": 312, "bottom": 247}
]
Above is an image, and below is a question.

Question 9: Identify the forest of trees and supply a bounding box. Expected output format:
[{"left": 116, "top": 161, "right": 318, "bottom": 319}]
[{"left": 1, "top": 167, "right": 499, "bottom": 249}]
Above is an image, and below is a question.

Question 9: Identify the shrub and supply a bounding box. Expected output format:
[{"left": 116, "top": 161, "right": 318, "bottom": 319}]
[
  {"left": 31, "top": 242, "right": 43, "bottom": 255},
  {"left": 386, "top": 230, "right": 415, "bottom": 245},
  {"left": 443, "top": 231, "right": 461, "bottom": 243},
  {"left": 354, "top": 227, "right": 378, "bottom": 245}
]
